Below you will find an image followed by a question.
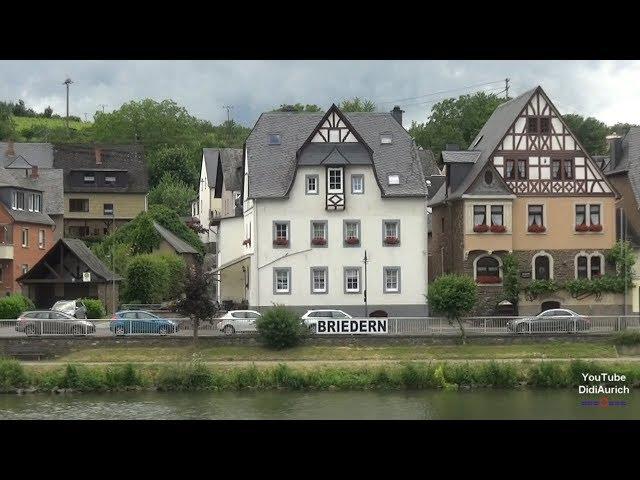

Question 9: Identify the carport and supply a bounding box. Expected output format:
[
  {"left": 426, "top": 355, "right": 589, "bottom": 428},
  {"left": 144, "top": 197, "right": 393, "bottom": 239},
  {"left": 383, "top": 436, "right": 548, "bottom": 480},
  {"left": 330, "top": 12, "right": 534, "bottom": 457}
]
[{"left": 16, "top": 238, "right": 122, "bottom": 313}]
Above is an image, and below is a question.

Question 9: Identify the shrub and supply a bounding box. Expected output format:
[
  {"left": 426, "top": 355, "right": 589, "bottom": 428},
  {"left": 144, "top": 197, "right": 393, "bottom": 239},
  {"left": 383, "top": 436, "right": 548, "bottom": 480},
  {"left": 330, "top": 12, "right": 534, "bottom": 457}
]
[
  {"left": 157, "top": 254, "right": 187, "bottom": 300},
  {"left": 105, "top": 363, "right": 143, "bottom": 389},
  {"left": 256, "top": 306, "right": 305, "bottom": 350},
  {"left": 476, "top": 361, "right": 519, "bottom": 388},
  {"left": 0, "top": 294, "right": 35, "bottom": 319},
  {"left": 427, "top": 274, "right": 477, "bottom": 344},
  {"left": 0, "top": 358, "right": 28, "bottom": 390},
  {"left": 81, "top": 298, "right": 106, "bottom": 319},
  {"left": 124, "top": 254, "right": 170, "bottom": 303},
  {"left": 527, "top": 362, "right": 568, "bottom": 388}
]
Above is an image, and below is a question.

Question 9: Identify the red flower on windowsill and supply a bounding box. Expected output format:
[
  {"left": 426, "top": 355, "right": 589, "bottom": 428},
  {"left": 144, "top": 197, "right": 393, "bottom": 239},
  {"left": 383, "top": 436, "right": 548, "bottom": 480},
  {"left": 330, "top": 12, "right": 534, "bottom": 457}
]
[
  {"left": 345, "top": 236, "right": 360, "bottom": 245},
  {"left": 273, "top": 238, "right": 289, "bottom": 247},
  {"left": 490, "top": 224, "right": 506, "bottom": 233},
  {"left": 384, "top": 236, "right": 399, "bottom": 245},
  {"left": 575, "top": 223, "right": 589, "bottom": 232},
  {"left": 242, "top": 238, "right": 251, "bottom": 247},
  {"left": 476, "top": 275, "right": 501, "bottom": 284},
  {"left": 589, "top": 224, "right": 603, "bottom": 232},
  {"left": 528, "top": 224, "right": 546, "bottom": 233},
  {"left": 473, "top": 224, "right": 489, "bottom": 233},
  {"left": 311, "top": 237, "right": 327, "bottom": 246}
]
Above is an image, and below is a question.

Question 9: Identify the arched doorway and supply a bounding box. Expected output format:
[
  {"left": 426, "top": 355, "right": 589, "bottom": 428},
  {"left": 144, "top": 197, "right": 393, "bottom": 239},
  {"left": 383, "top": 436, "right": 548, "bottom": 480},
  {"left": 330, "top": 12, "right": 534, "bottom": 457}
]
[{"left": 541, "top": 300, "right": 560, "bottom": 312}]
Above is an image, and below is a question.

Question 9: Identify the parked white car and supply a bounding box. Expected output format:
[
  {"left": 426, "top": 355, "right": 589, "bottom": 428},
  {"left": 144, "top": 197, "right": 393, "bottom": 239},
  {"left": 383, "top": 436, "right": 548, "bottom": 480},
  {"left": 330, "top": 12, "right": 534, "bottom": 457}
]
[
  {"left": 217, "top": 310, "right": 262, "bottom": 335},
  {"left": 301, "top": 309, "right": 352, "bottom": 332}
]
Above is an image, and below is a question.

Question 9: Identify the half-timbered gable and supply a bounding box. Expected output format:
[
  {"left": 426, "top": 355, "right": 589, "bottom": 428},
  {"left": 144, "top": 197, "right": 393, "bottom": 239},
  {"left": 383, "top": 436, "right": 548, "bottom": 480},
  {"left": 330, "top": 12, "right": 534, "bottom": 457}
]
[{"left": 490, "top": 88, "right": 613, "bottom": 196}]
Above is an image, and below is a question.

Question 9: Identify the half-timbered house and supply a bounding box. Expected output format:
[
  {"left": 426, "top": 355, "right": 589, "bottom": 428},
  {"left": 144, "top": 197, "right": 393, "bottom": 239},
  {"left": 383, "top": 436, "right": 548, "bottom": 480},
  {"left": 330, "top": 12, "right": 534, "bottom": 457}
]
[{"left": 428, "top": 86, "right": 623, "bottom": 315}]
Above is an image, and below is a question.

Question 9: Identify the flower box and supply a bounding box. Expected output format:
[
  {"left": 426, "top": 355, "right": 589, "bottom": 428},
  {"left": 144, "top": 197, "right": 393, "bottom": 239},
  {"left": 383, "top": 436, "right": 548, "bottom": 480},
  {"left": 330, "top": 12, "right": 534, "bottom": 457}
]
[
  {"left": 242, "top": 238, "right": 251, "bottom": 247},
  {"left": 476, "top": 275, "right": 501, "bottom": 284},
  {"left": 575, "top": 223, "right": 589, "bottom": 232},
  {"left": 473, "top": 224, "right": 489, "bottom": 233},
  {"left": 528, "top": 224, "right": 546, "bottom": 233},
  {"left": 345, "top": 236, "right": 360, "bottom": 245},
  {"left": 589, "top": 224, "right": 603, "bottom": 232},
  {"left": 273, "top": 238, "right": 289, "bottom": 247},
  {"left": 490, "top": 224, "right": 506, "bottom": 233},
  {"left": 384, "top": 236, "right": 399, "bottom": 245},
  {"left": 311, "top": 237, "right": 327, "bottom": 246}
]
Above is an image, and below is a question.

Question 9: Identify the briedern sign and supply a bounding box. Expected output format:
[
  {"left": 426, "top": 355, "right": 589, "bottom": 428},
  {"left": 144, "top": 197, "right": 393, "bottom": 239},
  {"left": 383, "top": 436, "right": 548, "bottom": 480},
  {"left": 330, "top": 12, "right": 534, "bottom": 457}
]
[{"left": 316, "top": 318, "right": 388, "bottom": 335}]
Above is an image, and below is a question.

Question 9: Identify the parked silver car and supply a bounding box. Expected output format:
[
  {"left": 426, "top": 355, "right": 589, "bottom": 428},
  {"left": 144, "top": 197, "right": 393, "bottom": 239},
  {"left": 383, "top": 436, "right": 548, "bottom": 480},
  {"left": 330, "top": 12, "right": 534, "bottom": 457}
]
[
  {"left": 506, "top": 309, "right": 591, "bottom": 334},
  {"left": 217, "top": 310, "right": 262, "bottom": 335},
  {"left": 301, "top": 309, "right": 352, "bottom": 332},
  {"left": 15, "top": 310, "right": 96, "bottom": 336}
]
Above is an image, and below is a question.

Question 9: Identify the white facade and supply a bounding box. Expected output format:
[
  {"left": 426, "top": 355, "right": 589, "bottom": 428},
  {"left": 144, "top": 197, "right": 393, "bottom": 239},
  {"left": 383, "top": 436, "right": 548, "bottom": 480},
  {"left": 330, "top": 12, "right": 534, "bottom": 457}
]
[
  {"left": 194, "top": 153, "right": 221, "bottom": 245},
  {"left": 237, "top": 160, "right": 427, "bottom": 316}
]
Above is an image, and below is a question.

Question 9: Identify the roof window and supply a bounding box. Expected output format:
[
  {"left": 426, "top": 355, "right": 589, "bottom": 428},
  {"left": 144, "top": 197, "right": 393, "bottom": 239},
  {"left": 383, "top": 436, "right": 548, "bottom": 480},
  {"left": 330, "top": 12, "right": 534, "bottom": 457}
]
[
  {"left": 388, "top": 174, "right": 400, "bottom": 185},
  {"left": 268, "top": 133, "right": 281, "bottom": 145}
]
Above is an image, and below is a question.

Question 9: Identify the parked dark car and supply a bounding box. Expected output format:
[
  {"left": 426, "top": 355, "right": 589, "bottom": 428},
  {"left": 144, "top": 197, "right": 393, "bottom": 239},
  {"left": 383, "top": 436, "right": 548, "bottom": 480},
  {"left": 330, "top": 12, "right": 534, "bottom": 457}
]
[
  {"left": 506, "top": 309, "right": 591, "bottom": 334},
  {"left": 15, "top": 311, "right": 96, "bottom": 336},
  {"left": 110, "top": 310, "right": 178, "bottom": 335}
]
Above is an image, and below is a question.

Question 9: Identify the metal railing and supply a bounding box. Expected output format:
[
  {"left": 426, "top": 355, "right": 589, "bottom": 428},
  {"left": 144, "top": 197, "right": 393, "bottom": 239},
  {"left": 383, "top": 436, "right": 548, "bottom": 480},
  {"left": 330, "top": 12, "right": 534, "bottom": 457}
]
[{"left": 0, "top": 315, "right": 639, "bottom": 338}]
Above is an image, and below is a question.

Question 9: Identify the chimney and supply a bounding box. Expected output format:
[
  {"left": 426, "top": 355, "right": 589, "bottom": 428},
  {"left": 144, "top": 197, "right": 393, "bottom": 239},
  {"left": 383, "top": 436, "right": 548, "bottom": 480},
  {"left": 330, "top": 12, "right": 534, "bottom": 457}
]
[
  {"left": 5, "top": 140, "right": 15, "bottom": 157},
  {"left": 95, "top": 147, "right": 103, "bottom": 165},
  {"left": 30, "top": 165, "right": 39, "bottom": 179},
  {"left": 391, "top": 106, "right": 404, "bottom": 126},
  {"left": 606, "top": 133, "right": 623, "bottom": 168}
]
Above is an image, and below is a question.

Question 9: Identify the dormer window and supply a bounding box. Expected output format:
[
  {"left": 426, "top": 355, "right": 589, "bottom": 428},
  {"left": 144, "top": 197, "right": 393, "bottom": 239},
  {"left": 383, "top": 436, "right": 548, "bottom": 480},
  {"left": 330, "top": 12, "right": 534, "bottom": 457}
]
[
  {"left": 388, "top": 174, "right": 400, "bottom": 185},
  {"left": 268, "top": 133, "right": 281, "bottom": 145},
  {"left": 105, "top": 175, "right": 116, "bottom": 186},
  {"left": 11, "top": 191, "right": 25, "bottom": 211},
  {"left": 84, "top": 173, "right": 96, "bottom": 184},
  {"left": 380, "top": 133, "right": 393, "bottom": 144}
]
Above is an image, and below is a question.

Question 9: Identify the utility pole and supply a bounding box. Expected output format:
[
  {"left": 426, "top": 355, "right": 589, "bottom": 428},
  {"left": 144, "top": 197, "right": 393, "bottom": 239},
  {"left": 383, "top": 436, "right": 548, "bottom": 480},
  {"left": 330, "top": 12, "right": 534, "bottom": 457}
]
[
  {"left": 222, "top": 105, "right": 233, "bottom": 123},
  {"left": 363, "top": 250, "right": 369, "bottom": 318},
  {"left": 505, "top": 78, "right": 510, "bottom": 99},
  {"left": 63, "top": 78, "right": 73, "bottom": 128},
  {"left": 99, "top": 104, "right": 107, "bottom": 113}
]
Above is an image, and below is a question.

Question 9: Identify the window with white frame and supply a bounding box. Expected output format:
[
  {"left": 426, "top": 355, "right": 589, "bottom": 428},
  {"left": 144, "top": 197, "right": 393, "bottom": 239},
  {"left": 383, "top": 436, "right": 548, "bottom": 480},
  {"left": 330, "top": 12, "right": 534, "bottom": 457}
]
[
  {"left": 576, "top": 255, "right": 588, "bottom": 279},
  {"left": 311, "top": 267, "right": 327, "bottom": 293},
  {"left": 13, "top": 191, "right": 24, "bottom": 211},
  {"left": 33, "top": 194, "right": 41, "bottom": 213},
  {"left": 311, "top": 221, "right": 327, "bottom": 246},
  {"left": 575, "top": 204, "right": 602, "bottom": 231},
  {"left": 380, "top": 133, "right": 393, "bottom": 144},
  {"left": 384, "top": 267, "right": 400, "bottom": 293},
  {"left": 328, "top": 167, "right": 343, "bottom": 193},
  {"left": 273, "top": 221, "right": 290, "bottom": 247},
  {"left": 351, "top": 174, "right": 364, "bottom": 194},
  {"left": 576, "top": 253, "right": 604, "bottom": 279},
  {"left": 21, "top": 228, "right": 28, "bottom": 247},
  {"left": 344, "top": 220, "right": 360, "bottom": 246},
  {"left": 344, "top": 268, "right": 360, "bottom": 293},
  {"left": 533, "top": 253, "right": 553, "bottom": 280},
  {"left": 274, "top": 268, "right": 290, "bottom": 294},
  {"left": 21, "top": 264, "right": 28, "bottom": 275},
  {"left": 383, "top": 220, "right": 400, "bottom": 245},
  {"left": 305, "top": 175, "right": 318, "bottom": 194},
  {"left": 38, "top": 229, "right": 45, "bottom": 249}
]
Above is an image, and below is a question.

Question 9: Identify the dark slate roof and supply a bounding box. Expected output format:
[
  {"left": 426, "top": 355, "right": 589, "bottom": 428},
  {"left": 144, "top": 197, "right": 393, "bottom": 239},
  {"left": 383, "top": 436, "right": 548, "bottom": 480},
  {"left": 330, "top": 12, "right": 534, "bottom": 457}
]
[
  {"left": 61, "top": 238, "right": 122, "bottom": 281},
  {"left": 0, "top": 143, "right": 53, "bottom": 168},
  {"left": 219, "top": 148, "right": 244, "bottom": 191},
  {"left": 246, "top": 109, "right": 427, "bottom": 198},
  {"left": 441, "top": 150, "right": 481, "bottom": 163},
  {"left": 9, "top": 169, "right": 64, "bottom": 216},
  {"left": 602, "top": 127, "right": 640, "bottom": 207},
  {"left": 203, "top": 148, "right": 220, "bottom": 188},
  {"left": 6, "top": 208, "right": 55, "bottom": 226},
  {"left": 429, "top": 88, "right": 537, "bottom": 206},
  {"left": 0, "top": 168, "right": 20, "bottom": 188},
  {"left": 52, "top": 144, "right": 149, "bottom": 194},
  {"left": 298, "top": 143, "right": 372, "bottom": 165},
  {"left": 417, "top": 149, "right": 441, "bottom": 178},
  {"left": 153, "top": 222, "right": 199, "bottom": 254}
]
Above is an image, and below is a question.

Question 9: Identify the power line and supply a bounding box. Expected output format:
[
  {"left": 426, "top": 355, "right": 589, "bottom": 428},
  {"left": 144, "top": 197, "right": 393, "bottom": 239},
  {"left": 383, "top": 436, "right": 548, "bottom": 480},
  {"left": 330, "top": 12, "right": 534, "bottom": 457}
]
[
  {"left": 375, "top": 80, "right": 505, "bottom": 105},
  {"left": 400, "top": 85, "right": 507, "bottom": 109}
]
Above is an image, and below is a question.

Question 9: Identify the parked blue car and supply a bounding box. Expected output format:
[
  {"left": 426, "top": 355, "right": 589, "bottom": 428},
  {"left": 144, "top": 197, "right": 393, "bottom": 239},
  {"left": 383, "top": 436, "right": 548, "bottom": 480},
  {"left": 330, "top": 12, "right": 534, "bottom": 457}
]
[{"left": 110, "top": 310, "right": 178, "bottom": 335}]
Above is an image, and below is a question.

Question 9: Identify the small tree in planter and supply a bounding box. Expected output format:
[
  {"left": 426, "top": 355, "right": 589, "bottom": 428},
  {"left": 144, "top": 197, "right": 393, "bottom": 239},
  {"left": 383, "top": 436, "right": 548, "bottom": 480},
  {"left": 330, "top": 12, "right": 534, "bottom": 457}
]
[
  {"left": 175, "top": 263, "right": 216, "bottom": 343},
  {"left": 427, "top": 274, "right": 477, "bottom": 344}
]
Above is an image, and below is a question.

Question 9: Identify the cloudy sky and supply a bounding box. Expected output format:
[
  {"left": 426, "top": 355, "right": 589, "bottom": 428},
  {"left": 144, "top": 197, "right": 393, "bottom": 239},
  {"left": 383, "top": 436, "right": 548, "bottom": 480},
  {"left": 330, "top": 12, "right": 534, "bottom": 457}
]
[{"left": 1, "top": 60, "right": 638, "bottom": 128}]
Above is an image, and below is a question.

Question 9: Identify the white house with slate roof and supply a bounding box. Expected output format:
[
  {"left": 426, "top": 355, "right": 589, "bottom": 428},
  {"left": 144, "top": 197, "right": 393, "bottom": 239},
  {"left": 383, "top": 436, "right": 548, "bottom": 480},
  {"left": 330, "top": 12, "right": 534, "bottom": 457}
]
[{"left": 214, "top": 104, "right": 433, "bottom": 316}]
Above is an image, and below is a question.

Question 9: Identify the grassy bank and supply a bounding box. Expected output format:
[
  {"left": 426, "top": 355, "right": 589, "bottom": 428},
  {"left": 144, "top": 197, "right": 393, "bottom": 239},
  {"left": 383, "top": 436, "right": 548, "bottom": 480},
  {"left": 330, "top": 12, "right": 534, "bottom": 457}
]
[
  {"left": 58, "top": 342, "right": 618, "bottom": 363},
  {"left": 2, "top": 357, "right": 639, "bottom": 393}
]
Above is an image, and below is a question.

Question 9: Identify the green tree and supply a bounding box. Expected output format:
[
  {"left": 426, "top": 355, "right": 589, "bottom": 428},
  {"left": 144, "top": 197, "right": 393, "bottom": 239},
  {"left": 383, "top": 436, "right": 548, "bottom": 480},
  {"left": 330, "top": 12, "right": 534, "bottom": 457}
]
[
  {"left": 502, "top": 253, "right": 520, "bottom": 305},
  {"left": 607, "top": 240, "right": 636, "bottom": 288},
  {"left": 563, "top": 114, "right": 609, "bottom": 155},
  {"left": 157, "top": 253, "right": 187, "bottom": 301},
  {"left": 340, "top": 97, "right": 376, "bottom": 112},
  {"left": 129, "top": 213, "right": 162, "bottom": 254},
  {"left": 148, "top": 144, "right": 198, "bottom": 187},
  {"left": 43, "top": 106, "right": 53, "bottom": 118},
  {"left": 148, "top": 172, "right": 197, "bottom": 216},
  {"left": 125, "top": 254, "right": 170, "bottom": 304},
  {"left": 609, "top": 123, "right": 638, "bottom": 137},
  {"left": 0, "top": 102, "right": 16, "bottom": 140},
  {"left": 256, "top": 305, "right": 305, "bottom": 350},
  {"left": 273, "top": 103, "right": 323, "bottom": 112},
  {"left": 175, "top": 263, "right": 216, "bottom": 343},
  {"left": 410, "top": 91, "right": 508, "bottom": 159},
  {"left": 427, "top": 274, "right": 477, "bottom": 344}
]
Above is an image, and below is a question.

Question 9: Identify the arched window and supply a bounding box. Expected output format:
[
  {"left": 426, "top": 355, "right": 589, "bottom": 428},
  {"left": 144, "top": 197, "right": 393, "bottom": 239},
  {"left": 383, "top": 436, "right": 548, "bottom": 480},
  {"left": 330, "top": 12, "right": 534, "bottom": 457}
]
[
  {"left": 532, "top": 252, "right": 553, "bottom": 280},
  {"left": 576, "top": 255, "right": 588, "bottom": 279},
  {"left": 475, "top": 255, "right": 501, "bottom": 284},
  {"left": 574, "top": 251, "right": 605, "bottom": 279},
  {"left": 590, "top": 255, "right": 602, "bottom": 278}
]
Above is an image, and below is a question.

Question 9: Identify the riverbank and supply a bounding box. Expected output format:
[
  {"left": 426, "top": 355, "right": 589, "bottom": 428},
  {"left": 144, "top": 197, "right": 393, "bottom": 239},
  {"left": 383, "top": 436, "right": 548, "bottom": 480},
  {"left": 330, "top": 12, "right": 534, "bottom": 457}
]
[
  {"left": 2, "top": 358, "right": 640, "bottom": 393},
  {"left": 55, "top": 342, "right": 619, "bottom": 363}
]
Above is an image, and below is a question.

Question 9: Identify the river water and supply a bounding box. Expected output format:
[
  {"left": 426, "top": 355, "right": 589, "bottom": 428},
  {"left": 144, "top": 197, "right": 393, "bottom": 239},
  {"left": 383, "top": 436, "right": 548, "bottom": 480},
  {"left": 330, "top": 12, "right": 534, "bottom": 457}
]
[{"left": 0, "top": 390, "right": 638, "bottom": 419}]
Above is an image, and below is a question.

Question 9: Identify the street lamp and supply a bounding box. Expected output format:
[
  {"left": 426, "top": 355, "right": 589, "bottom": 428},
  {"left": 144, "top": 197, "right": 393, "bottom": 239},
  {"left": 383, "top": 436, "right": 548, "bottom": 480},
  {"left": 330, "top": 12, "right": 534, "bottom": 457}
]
[{"left": 425, "top": 179, "right": 431, "bottom": 317}]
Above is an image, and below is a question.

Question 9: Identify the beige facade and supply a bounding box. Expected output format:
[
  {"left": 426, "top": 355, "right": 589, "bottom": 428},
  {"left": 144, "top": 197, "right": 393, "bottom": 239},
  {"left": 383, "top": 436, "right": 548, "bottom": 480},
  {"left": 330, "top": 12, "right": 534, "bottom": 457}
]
[{"left": 64, "top": 193, "right": 147, "bottom": 220}]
